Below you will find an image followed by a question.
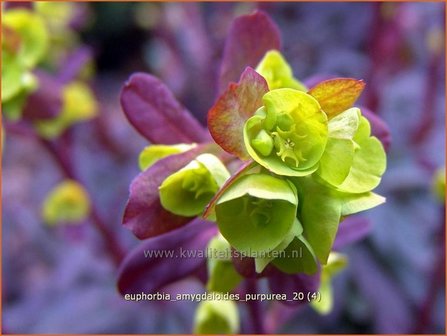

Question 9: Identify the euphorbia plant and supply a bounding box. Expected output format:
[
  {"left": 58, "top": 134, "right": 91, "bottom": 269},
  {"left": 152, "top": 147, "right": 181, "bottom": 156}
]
[{"left": 118, "top": 10, "right": 389, "bottom": 334}]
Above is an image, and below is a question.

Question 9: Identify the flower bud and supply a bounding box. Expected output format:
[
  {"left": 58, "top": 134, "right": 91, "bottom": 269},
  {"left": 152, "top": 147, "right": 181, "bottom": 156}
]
[
  {"left": 256, "top": 50, "right": 307, "bottom": 91},
  {"left": 194, "top": 299, "right": 239, "bottom": 334},
  {"left": 42, "top": 180, "right": 91, "bottom": 226}
]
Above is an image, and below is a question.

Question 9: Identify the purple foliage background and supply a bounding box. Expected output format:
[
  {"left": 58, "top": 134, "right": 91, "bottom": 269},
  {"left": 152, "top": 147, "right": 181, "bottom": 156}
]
[{"left": 2, "top": 2, "right": 445, "bottom": 334}]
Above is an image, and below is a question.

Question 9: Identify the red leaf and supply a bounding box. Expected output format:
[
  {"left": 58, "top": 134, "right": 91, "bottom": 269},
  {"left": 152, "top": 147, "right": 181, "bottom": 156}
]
[
  {"left": 123, "top": 145, "right": 210, "bottom": 240},
  {"left": 120, "top": 72, "right": 209, "bottom": 144},
  {"left": 308, "top": 78, "right": 366, "bottom": 118},
  {"left": 219, "top": 10, "right": 281, "bottom": 93},
  {"left": 208, "top": 67, "right": 268, "bottom": 159}
]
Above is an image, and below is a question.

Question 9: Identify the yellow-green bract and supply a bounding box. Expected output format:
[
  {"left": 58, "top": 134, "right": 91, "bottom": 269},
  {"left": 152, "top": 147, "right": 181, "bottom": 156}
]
[
  {"left": 159, "top": 154, "right": 230, "bottom": 217},
  {"left": 311, "top": 252, "right": 348, "bottom": 314},
  {"left": 244, "top": 89, "right": 328, "bottom": 176},
  {"left": 42, "top": 180, "right": 91, "bottom": 226},
  {"left": 215, "top": 174, "right": 298, "bottom": 254},
  {"left": 35, "top": 81, "right": 98, "bottom": 138},
  {"left": 256, "top": 50, "right": 307, "bottom": 91},
  {"left": 194, "top": 299, "right": 239, "bottom": 334},
  {"left": 206, "top": 235, "right": 242, "bottom": 293},
  {"left": 316, "top": 108, "right": 387, "bottom": 193},
  {"left": 2, "top": 9, "right": 49, "bottom": 118},
  {"left": 138, "top": 143, "right": 196, "bottom": 171}
]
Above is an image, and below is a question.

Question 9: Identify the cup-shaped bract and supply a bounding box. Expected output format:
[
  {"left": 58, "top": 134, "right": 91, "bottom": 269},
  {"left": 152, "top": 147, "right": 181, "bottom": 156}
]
[
  {"left": 256, "top": 50, "right": 307, "bottom": 91},
  {"left": 310, "top": 252, "right": 347, "bottom": 314},
  {"left": 244, "top": 89, "right": 328, "bottom": 176},
  {"left": 316, "top": 108, "right": 387, "bottom": 193},
  {"left": 215, "top": 174, "right": 298, "bottom": 255},
  {"left": 35, "top": 81, "right": 98, "bottom": 138},
  {"left": 159, "top": 153, "right": 230, "bottom": 217},
  {"left": 272, "top": 233, "right": 318, "bottom": 275},
  {"left": 42, "top": 180, "right": 91, "bottom": 226},
  {"left": 194, "top": 299, "right": 239, "bottom": 334},
  {"left": 206, "top": 235, "right": 243, "bottom": 293},
  {"left": 2, "top": 9, "right": 48, "bottom": 104}
]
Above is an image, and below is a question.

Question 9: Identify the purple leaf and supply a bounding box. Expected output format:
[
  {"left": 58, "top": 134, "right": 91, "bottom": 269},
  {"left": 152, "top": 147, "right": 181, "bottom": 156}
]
[
  {"left": 123, "top": 145, "right": 210, "bottom": 240},
  {"left": 361, "top": 107, "right": 392, "bottom": 151},
  {"left": 208, "top": 68, "right": 268, "bottom": 159},
  {"left": 268, "top": 268, "right": 321, "bottom": 306},
  {"left": 4, "top": 2, "right": 33, "bottom": 10},
  {"left": 333, "top": 216, "right": 371, "bottom": 250},
  {"left": 22, "top": 71, "right": 62, "bottom": 121},
  {"left": 57, "top": 47, "right": 93, "bottom": 85},
  {"left": 219, "top": 10, "right": 281, "bottom": 93},
  {"left": 350, "top": 247, "right": 412, "bottom": 333},
  {"left": 120, "top": 72, "right": 209, "bottom": 144},
  {"left": 117, "top": 219, "right": 217, "bottom": 295}
]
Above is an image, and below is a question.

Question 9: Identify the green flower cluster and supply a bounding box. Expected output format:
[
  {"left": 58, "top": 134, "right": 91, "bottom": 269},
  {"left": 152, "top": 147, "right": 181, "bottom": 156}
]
[
  {"left": 2, "top": 9, "right": 48, "bottom": 119},
  {"left": 155, "top": 50, "right": 386, "bottom": 276},
  {"left": 215, "top": 51, "right": 387, "bottom": 269}
]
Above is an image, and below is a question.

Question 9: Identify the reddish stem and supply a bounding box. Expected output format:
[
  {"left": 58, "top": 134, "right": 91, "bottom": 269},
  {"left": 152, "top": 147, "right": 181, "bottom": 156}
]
[
  {"left": 413, "top": 206, "right": 445, "bottom": 333},
  {"left": 40, "top": 138, "right": 125, "bottom": 266},
  {"left": 410, "top": 21, "right": 444, "bottom": 145},
  {"left": 5, "top": 122, "right": 125, "bottom": 266},
  {"left": 245, "top": 279, "right": 266, "bottom": 334}
]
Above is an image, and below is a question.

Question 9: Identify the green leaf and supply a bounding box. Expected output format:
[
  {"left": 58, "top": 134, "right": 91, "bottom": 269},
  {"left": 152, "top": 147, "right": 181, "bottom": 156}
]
[
  {"left": 35, "top": 2, "right": 75, "bottom": 29},
  {"left": 336, "top": 116, "right": 387, "bottom": 193},
  {"left": 159, "top": 154, "right": 230, "bottom": 217},
  {"left": 317, "top": 138, "right": 355, "bottom": 186},
  {"left": 207, "top": 235, "right": 243, "bottom": 293},
  {"left": 42, "top": 180, "right": 91, "bottom": 226},
  {"left": 272, "top": 219, "right": 319, "bottom": 275},
  {"left": 1, "top": 82, "right": 35, "bottom": 120},
  {"left": 203, "top": 160, "right": 258, "bottom": 220},
  {"left": 2, "top": 9, "right": 49, "bottom": 68},
  {"left": 138, "top": 144, "right": 196, "bottom": 171},
  {"left": 323, "top": 251, "right": 348, "bottom": 278},
  {"left": 35, "top": 81, "right": 98, "bottom": 138},
  {"left": 339, "top": 191, "right": 385, "bottom": 216},
  {"left": 311, "top": 252, "right": 347, "bottom": 314},
  {"left": 216, "top": 174, "right": 298, "bottom": 254},
  {"left": 317, "top": 111, "right": 386, "bottom": 194},
  {"left": 294, "top": 177, "right": 341, "bottom": 264},
  {"left": 254, "top": 218, "right": 303, "bottom": 273},
  {"left": 310, "top": 276, "right": 333, "bottom": 314},
  {"left": 256, "top": 50, "right": 307, "bottom": 91},
  {"left": 308, "top": 78, "right": 365, "bottom": 118},
  {"left": 244, "top": 89, "right": 328, "bottom": 176},
  {"left": 327, "top": 107, "right": 360, "bottom": 139},
  {"left": 1, "top": 50, "right": 25, "bottom": 102},
  {"left": 194, "top": 299, "right": 239, "bottom": 334},
  {"left": 316, "top": 108, "right": 360, "bottom": 186}
]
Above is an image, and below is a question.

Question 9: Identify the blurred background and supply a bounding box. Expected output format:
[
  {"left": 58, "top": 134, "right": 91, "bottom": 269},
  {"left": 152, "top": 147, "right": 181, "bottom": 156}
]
[{"left": 2, "top": 2, "right": 445, "bottom": 334}]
